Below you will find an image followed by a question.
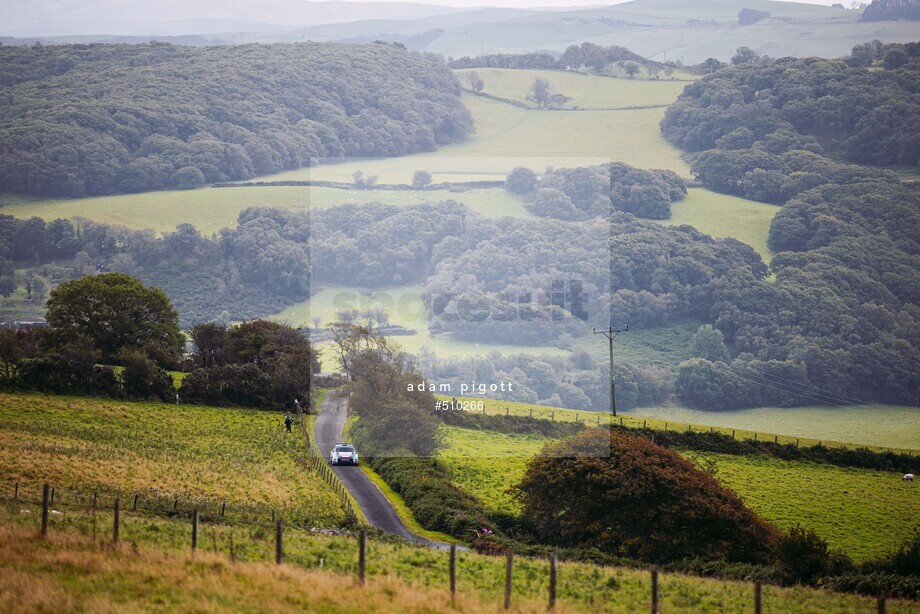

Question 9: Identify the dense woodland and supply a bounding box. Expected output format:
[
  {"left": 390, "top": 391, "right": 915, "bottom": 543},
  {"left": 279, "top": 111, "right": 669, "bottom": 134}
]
[
  {"left": 449, "top": 43, "right": 654, "bottom": 73},
  {"left": 658, "top": 42, "right": 920, "bottom": 409},
  {"left": 0, "top": 42, "right": 472, "bottom": 197}
]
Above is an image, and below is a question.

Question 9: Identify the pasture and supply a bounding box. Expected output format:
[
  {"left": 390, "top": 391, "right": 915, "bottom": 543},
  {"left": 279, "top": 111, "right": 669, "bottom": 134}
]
[
  {"left": 665, "top": 188, "right": 780, "bottom": 262},
  {"left": 438, "top": 426, "right": 918, "bottom": 561},
  {"left": 0, "top": 392, "right": 346, "bottom": 526},
  {"left": 453, "top": 67, "right": 690, "bottom": 108}
]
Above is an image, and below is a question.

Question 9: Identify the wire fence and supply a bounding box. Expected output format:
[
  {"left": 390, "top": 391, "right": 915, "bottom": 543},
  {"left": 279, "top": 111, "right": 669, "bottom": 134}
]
[
  {"left": 458, "top": 399, "right": 917, "bottom": 455},
  {"left": 7, "top": 482, "right": 868, "bottom": 614}
]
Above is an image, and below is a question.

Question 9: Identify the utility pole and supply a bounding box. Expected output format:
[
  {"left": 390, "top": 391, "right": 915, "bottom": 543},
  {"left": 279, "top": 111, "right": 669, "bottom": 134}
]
[{"left": 593, "top": 325, "right": 628, "bottom": 417}]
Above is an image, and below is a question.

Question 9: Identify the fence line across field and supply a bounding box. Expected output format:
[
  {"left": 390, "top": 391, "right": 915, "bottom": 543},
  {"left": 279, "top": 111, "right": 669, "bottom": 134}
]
[
  {"left": 8, "top": 482, "right": 890, "bottom": 613},
  {"left": 462, "top": 400, "right": 917, "bottom": 455}
]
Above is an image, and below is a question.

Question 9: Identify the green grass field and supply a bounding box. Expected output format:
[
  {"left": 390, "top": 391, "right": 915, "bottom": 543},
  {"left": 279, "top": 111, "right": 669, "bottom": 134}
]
[
  {"left": 0, "top": 392, "right": 346, "bottom": 526},
  {"left": 453, "top": 68, "right": 690, "bottom": 108},
  {"left": 665, "top": 188, "right": 780, "bottom": 261},
  {"left": 438, "top": 426, "right": 918, "bottom": 562}
]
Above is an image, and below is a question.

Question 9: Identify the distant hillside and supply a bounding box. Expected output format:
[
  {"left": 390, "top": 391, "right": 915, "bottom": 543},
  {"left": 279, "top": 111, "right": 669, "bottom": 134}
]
[
  {"left": 0, "top": 42, "right": 472, "bottom": 197},
  {"left": 9, "top": 1, "right": 920, "bottom": 63},
  {"left": 0, "top": 0, "right": 465, "bottom": 37}
]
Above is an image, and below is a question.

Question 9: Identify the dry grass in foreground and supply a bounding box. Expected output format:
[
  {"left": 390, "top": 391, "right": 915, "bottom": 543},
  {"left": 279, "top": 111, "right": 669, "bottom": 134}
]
[{"left": 0, "top": 526, "right": 573, "bottom": 614}]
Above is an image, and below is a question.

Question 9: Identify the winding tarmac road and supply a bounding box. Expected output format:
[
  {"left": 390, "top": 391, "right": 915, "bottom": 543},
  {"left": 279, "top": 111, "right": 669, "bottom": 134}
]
[{"left": 314, "top": 393, "right": 435, "bottom": 546}]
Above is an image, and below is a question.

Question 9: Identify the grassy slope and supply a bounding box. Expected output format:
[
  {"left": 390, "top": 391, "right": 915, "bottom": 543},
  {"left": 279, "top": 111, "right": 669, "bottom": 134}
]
[
  {"left": 438, "top": 426, "right": 918, "bottom": 562},
  {"left": 2, "top": 511, "right": 911, "bottom": 613},
  {"left": 0, "top": 392, "right": 346, "bottom": 526}
]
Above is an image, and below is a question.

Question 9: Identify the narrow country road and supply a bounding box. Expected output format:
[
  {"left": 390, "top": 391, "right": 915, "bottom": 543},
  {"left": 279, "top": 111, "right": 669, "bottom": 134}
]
[{"left": 314, "top": 393, "right": 435, "bottom": 545}]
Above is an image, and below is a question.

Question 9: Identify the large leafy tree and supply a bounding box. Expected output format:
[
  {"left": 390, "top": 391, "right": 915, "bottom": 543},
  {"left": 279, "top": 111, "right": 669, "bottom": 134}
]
[
  {"left": 45, "top": 273, "right": 183, "bottom": 367},
  {"left": 513, "top": 428, "right": 779, "bottom": 564}
]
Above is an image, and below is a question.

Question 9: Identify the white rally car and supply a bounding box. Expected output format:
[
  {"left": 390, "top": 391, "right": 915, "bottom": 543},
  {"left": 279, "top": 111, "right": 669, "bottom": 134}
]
[{"left": 330, "top": 443, "right": 358, "bottom": 466}]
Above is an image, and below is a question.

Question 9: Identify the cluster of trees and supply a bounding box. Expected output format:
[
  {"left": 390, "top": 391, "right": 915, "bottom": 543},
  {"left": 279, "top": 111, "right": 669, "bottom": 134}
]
[
  {"left": 329, "top": 325, "right": 441, "bottom": 456},
  {"left": 661, "top": 55, "right": 920, "bottom": 177},
  {"left": 0, "top": 273, "right": 181, "bottom": 399},
  {"left": 860, "top": 0, "right": 920, "bottom": 21},
  {"left": 180, "top": 319, "right": 319, "bottom": 408},
  {"left": 448, "top": 43, "right": 656, "bottom": 76},
  {"left": 508, "top": 163, "right": 687, "bottom": 220},
  {"left": 418, "top": 348, "right": 672, "bottom": 412},
  {"left": 0, "top": 41, "right": 472, "bottom": 197},
  {"left": 0, "top": 271, "right": 318, "bottom": 408},
  {"left": 848, "top": 40, "right": 920, "bottom": 68}
]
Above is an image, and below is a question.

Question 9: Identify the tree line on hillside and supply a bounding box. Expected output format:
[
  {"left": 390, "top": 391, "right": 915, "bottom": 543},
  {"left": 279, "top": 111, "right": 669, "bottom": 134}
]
[
  {"left": 449, "top": 43, "right": 654, "bottom": 74},
  {"left": 0, "top": 272, "right": 318, "bottom": 408},
  {"left": 0, "top": 211, "right": 310, "bottom": 327},
  {"left": 506, "top": 163, "right": 687, "bottom": 220},
  {"left": 0, "top": 41, "right": 472, "bottom": 197}
]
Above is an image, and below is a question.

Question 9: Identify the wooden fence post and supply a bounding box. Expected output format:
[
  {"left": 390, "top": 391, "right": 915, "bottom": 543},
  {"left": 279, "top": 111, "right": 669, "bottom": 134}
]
[
  {"left": 449, "top": 543, "right": 457, "bottom": 600},
  {"left": 651, "top": 568, "right": 659, "bottom": 614},
  {"left": 132, "top": 494, "right": 138, "bottom": 511},
  {"left": 41, "top": 483, "right": 49, "bottom": 539},
  {"left": 113, "top": 497, "right": 120, "bottom": 544},
  {"left": 878, "top": 595, "right": 886, "bottom": 614},
  {"left": 358, "top": 529, "right": 367, "bottom": 584},
  {"left": 220, "top": 502, "right": 226, "bottom": 518},
  {"left": 192, "top": 509, "right": 199, "bottom": 553},
  {"left": 754, "top": 581, "right": 762, "bottom": 614},
  {"left": 549, "top": 553, "right": 557, "bottom": 610},
  {"left": 504, "top": 552, "right": 513, "bottom": 610},
  {"left": 276, "top": 519, "right": 283, "bottom": 565}
]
